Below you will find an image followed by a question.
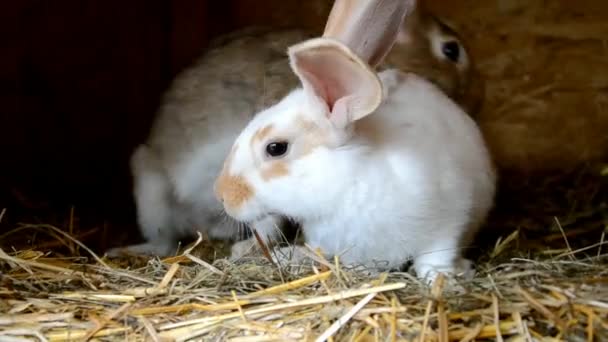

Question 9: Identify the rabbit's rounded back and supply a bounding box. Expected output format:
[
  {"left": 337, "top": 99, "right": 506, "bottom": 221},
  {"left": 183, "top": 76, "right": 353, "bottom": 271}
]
[{"left": 147, "top": 28, "right": 307, "bottom": 161}]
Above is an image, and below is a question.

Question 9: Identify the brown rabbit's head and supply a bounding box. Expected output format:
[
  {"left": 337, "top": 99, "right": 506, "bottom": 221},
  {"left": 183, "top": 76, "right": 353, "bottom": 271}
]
[
  {"left": 383, "top": 2, "right": 484, "bottom": 116},
  {"left": 320, "top": 0, "right": 483, "bottom": 116}
]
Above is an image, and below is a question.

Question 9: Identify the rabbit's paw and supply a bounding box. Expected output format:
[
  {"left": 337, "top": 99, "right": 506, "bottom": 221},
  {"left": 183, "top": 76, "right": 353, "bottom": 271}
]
[
  {"left": 229, "top": 238, "right": 262, "bottom": 260},
  {"left": 271, "top": 245, "right": 313, "bottom": 265},
  {"left": 106, "top": 242, "right": 175, "bottom": 258}
]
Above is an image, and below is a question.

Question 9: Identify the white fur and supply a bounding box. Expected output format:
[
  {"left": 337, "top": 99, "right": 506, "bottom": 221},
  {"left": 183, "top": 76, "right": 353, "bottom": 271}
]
[
  {"left": 106, "top": 106, "right": 254, "bottom": 256},
  {"left": 107, "top": 117, "right": 283, "bottom": 257},
  {"left": 222, "top": 70, "right": 496, "bottom": 282},
  {"left": 104, "top": 28, "right": 313, "bottom": 257},
  {"left": 107, "top": 138, "right": 239, "bottom": 257}
]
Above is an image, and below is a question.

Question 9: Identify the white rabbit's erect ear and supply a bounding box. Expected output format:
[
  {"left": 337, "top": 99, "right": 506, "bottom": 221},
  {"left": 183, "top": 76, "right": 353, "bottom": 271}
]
[
  {"left": 322, "top": 0, "right": 416, "bottom": 68},
  {"left": 288, "top": 38, "right": 382, "bottom": 129}
]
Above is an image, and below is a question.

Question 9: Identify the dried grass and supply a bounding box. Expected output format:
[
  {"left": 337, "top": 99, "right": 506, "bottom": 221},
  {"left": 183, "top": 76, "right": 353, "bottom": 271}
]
[{"left": 1, "top": 220, "right": 607, "bottom": 341}]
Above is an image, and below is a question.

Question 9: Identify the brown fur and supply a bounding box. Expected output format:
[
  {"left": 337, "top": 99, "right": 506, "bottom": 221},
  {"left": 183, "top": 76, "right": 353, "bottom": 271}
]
[
  {"left": 354, "top": 120, "right": 391, "bottom": 145},
  {"left": 251, "top": 124, "right": 275, "bottom": 144},
  {"left": 215, "top": 143, "right": 254, "bottom": 210},
  {"left": 425, "top": 0, "right": 608, "bottom": 173},
  {"left": 383, "top": 2, "right": 484, "bottom": 116},
  {"left": 295, "top": 117, "right": 328, "bottom": 156},
  {"left": 295, "top": 117, "right": 317, "bottom": 132},
  {"left": 261, "top": 161, "right": 289, "bottom": 181},
  {"left": 215, "top": 173, "right": 253, "bottom": 210}
]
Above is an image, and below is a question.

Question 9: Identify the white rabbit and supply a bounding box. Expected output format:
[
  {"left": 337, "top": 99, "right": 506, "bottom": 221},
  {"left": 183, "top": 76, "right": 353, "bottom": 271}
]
[
  {"left": 214, "top": 3, "right": 496, "bottom": 282},
  {"left": 106, "top": 0, "right": 485, "bottom": 259}
]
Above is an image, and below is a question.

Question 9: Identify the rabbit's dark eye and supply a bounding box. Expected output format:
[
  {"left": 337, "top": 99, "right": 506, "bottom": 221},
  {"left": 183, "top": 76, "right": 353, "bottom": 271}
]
[
  {"left": 441, "top": 41, "right": 460, "bottom": 63},
  {"left": 265, "top": 141, "right": 289, "bottom": 158}
]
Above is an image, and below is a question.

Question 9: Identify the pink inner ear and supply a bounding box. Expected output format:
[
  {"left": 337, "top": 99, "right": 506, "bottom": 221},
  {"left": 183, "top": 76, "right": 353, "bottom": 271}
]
[
  {"left": 297, "top": 62, "right": 346, "bottom": 113},
  {"left": 293, "top": 45, "right": 380, "bottom": 126}
]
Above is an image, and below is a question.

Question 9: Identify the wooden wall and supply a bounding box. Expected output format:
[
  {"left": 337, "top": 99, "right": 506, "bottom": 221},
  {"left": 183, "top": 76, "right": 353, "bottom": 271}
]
[{"left": 1, "top": 1, "right": 333, "bottom": 229}]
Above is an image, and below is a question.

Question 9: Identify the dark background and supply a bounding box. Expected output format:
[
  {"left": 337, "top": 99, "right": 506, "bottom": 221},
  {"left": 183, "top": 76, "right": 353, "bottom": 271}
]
[{"left": 1, "top": 1, "right": 333, "bottom": 246}]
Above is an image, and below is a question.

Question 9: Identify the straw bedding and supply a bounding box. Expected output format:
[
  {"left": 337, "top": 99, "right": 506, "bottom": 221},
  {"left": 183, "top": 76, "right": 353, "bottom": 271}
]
[
  {"left": 0, "top": 214, "right": 607, "bottom": 341},
  {"left": 1, "top": 1, "right": 608, "bottom": 341}
]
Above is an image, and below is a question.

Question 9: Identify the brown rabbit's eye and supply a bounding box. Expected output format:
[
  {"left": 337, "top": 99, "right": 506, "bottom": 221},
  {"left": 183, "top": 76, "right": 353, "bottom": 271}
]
[
  {"left": 265, "top": 141, "right": 289, "bottom": 158},
  {"left": 442, "top": 41, "right": 460, "bottom": 63}
]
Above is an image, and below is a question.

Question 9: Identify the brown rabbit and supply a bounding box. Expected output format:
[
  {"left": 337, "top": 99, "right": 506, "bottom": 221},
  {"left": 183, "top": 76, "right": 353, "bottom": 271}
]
[{"left": 106, "top": 0, "right": 486, "bottom": 258}]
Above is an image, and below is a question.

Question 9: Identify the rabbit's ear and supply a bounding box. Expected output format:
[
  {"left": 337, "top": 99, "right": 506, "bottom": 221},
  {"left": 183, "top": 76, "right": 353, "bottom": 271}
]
[
  {"left": 323, "top": 0, "right": 416, "bottom": 68},
  {"left": 288, "top": 38, "right": 382, "bottom": 129}
]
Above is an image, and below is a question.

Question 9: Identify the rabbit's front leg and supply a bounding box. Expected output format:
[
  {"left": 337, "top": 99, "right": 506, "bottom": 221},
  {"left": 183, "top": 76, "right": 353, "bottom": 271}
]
[
  {"left": 413, "top": 238, "right": 475, "bottom": 284},
  {"left": 107, "top": 145, "right": 178, "bottom": 257}
]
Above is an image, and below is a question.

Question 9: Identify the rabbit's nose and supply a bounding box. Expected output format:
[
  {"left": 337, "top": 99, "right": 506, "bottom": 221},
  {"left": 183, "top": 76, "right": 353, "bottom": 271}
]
[{"left": 214, "top": 173, "right": 253, "bottom": 210}]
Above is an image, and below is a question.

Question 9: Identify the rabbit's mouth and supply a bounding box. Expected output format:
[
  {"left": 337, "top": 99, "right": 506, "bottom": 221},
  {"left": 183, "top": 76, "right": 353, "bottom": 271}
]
[
  {"left": 228, "top": 207, "right": 274, "bottom": 225},
  {"left": 248, "top": 214, "right": 269, "bottom": 224},
  {"left": 249, "top": 212, "right": 280, "bottom": 224},
  {"left": 223, "top": 196, "right": 283, "bottom": 224}
]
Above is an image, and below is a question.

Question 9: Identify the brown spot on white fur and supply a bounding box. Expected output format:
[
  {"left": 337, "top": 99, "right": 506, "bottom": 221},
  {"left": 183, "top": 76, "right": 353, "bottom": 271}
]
[
  {"left": 215, "top": 172, "right": 253, "bottom": 211},
  {"left": 295, "top": 117, "right": 318, "bottom": 132},
  {"left": 214, "top": 143, "right": 253, "bottom": 210},
  {"left": 354, "top": 119, "right": 392, "bottom": 145},
  {"left": 251, "top": 124, "right": 274, "bottom": 145},
  {"left": 295, "top": 117, "right": 327, "bottom": 156},
  {"left": 261, "top": 161, "right": 289, "bottom": 181},
  {"left": 381, "top": 2, "right": 483, "bottom": 117}
]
